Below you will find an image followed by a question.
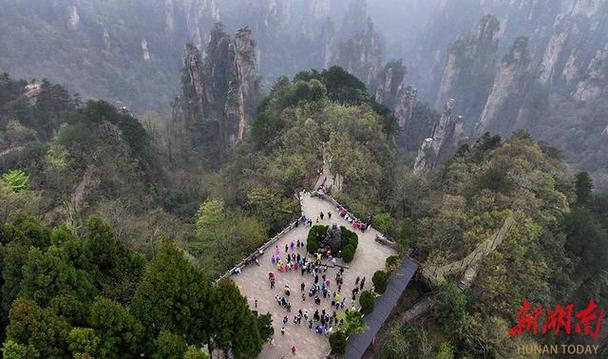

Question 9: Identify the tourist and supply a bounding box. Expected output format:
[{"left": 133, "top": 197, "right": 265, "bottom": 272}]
[
  {"left": 328, "top": 211, "right": 332, "bottom": 219},
  {"left": 360, "top": 277, "right": 366, "bottom": 290},
  {"left": 290, "top": 241, "right": 295, "bottom": 251},
  {"left": 355, "top": 276, "right": 360, "bottom": 285},
  {"left": 320, "top": 212, "right": 325, "bottom": 220},
  {"left": 281, "top": 327, "right": 285, "bottom": 335},
  {"left": 315, "top": 296, "right": 321, "bottom": 305},
  {"left": 254, "top": 299, "right": 258, "bottom": 309},
  {"left": 302, "top": 293, "right": 305, "bottom": 301},
  {"left": 285, "top": 244, "right": 288, "bottom": 253},
  {"left": 283, "top": 316, "right": 288, "bottom": 325},
  {"left": 291, "top": 346, "right": 297, "bottom": 355}
]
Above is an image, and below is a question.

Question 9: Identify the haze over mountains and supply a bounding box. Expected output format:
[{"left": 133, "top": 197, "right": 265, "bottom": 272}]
[{"left": 1, "top": 0, "right": 608, "bottom": 187}]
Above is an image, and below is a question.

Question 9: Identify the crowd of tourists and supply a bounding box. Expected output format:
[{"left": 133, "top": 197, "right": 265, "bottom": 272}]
[{"left": 265, "top": 229, "right": 368, "bottom": 356}]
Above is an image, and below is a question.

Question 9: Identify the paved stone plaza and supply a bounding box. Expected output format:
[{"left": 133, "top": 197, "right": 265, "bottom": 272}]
[{"left": 232, "top": 192, "right": 396, "bottom": 358}]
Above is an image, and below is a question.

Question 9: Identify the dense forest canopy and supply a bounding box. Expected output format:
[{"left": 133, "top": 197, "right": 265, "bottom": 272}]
[
  {"left": 2, "top": 60, "right": 608, "bottom": 356},
  {"left": 2, "top": 1, "right": 608, "bottom": 355}
]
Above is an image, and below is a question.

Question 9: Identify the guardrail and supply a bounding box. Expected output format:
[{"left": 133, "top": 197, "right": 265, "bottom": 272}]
[
  {"left": 310, "top": 190, "right": 398, "bottom": 250},
  {"left": 215, "top": 220, "right": 298, "bottom": 283}
]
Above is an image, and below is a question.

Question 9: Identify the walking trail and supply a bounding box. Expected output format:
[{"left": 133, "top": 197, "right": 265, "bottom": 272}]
[{"left": 230, "top": 156, "right": 396, "bottom": 358}]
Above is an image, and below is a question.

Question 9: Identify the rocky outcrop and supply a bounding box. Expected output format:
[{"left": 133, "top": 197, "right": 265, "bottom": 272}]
[
  {"left": 435, "top": 15, "right": 500, "bottom": 127},
  {"left": 171, "top": 24, "right": 260, "bottom": 164},
  {"left": 166, "top": 0, "right": 220, "bottom": 46},
  {"left": 141, "top": 39, "right": 151, "bottom": 62},
  {"left": 68, "top": 4, "right": 80, "bottom": 30},
  {"left": 311, "top": 0, "right": 331, "bottom": 18},
  {"left": 573, "top": 47, "right": 608, "bottom": 102},
  {"left": 321, "top": 19, "right": 336, "bottom": 69},
  {"left": 476, "top": 37, "right": 531, "bottom": 136},
  {"left": 332, "top": 17, "right": 383, "bottom": 86},
  {"left": 233, "top": 27, "right": 259, "bottom": 124},
  {"left": 538, "top": 0, "right": 608, "bottom": 88},
  {"left": 394, "top": 86, "right": 417, "bottom": 130},
  {"left": 374, "top": 60, "right": 407, "bottom": 109},
  {"left": 413, "top": 138, "right": 435, "bottom": 175},
  {"left": 414, "top": 99, "right": 464, "bottom": 174}
]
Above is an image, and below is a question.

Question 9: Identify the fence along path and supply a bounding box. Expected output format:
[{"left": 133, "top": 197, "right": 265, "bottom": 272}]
[
  {"left": 420, "top": 215, "right": 515, "bottom": 283},
  {"left": 378, "top": 214, "right": 516, "bottom": 346},
  {"left": 216, "top": 150, "right": 344, "bottom": 283}
]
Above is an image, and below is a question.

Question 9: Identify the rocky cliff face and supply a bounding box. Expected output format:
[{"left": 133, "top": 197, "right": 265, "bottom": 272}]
[
  {"left": 394, "top": 86, "right": 418, "bottom": 130},
  {"left": 231, "top": 27, "right": 259, "bottom": 142},
  {"left": 311, "top": 0, "right": 331, "bottom": 18},
  {"left": 331, "top": 17, "right": 383, "bottom": 87},
  {"left": 414, "top": 99, "right": 464, "bottom": 174},
  {"left": 476, "top": 37, "right": 531, "bottom": 136},
  {"left": 374, "top": 60, "right": 406, "bottom": 109},
  {"left": 411, "top": 0, "right": 561, "bottom": 103},
  {"left": 574, "top": 47, "right": 608, "bottom": 102},
  {"left": 538, "top": 0, "right": 608, "bottom": 89},
  {"left": 435, "top": 15, "right": 500, "bottom": 128},
  {"left": 171, "top": 24, "right": 260, "bottom": 164}
]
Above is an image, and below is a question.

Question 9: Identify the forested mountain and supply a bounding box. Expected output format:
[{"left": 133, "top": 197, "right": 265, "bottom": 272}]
[{"left": 3, "top": 1, "right": 608, "bottom": 358}]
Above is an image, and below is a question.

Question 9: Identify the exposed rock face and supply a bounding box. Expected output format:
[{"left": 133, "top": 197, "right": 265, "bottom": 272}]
[
  {"left": 171, "top": 0, "right": 220, "bottom": 46},
  {"left": 413, "top": 0, "right": 562, "bottom": 102},
  {"left": 394, "top": 86, "right": 418, "bottom": 130},
  {"left": 332, "top": 17, "right": 383, "bottom": 86},
  {"left": 414, "top": 99, "right": 464, "bottom": 174},
  {"left": 413, "top": 138, "right": 435, "bottom": 175},
  {"left": 477, "top": 37, "right": 531, "bottom": 135},
  {"left": 321, "top": 19, "right": 336, "bottom": 69},
  {"left": 573, "top": 47, "right": 608, "bottom": 102},
  {"left": 102, "top": 24, "right": 111, "bottom": 50},
  {"left": 68, "top": 4, "right": 80, "bottom": 30},
  {"left": 571, "top": 0, "right": 606, "bottom": 17},
  {"left": 171, "top": 24, "right": 260, "bottom": 164},
  {"left": 374, "top": 60, "right": 407, "bottom": 109},
  {"left": 233, "top": 27, "right": 259, "bottom": 128},
  {"left": 311, "top": 0, "right": 331, "bottom": 18},
  {"left": 435, "top": 15, "right": 500, "bottom": 127},
  {"left": 141, "top": 39, "right": 151, "bottom": 62},
  {"left": 538, "top": 0, "right": 608, "bottom": 88},
  {"left": 538, "top": 15, "right": 584, "bottom": 86}
]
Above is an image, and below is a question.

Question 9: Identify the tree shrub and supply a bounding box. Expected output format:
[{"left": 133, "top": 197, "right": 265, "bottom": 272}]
[
  {"left": 340, "top": 226, "right": 359, "bottom": 250},
  {"left": 2, "top": 170, "right": 29, "bottom": 192},
  {"left": 329, "top": 331, "right": 347, "bottom": 355},
  {"left": 385, "top": 255, "right": 401, "bottom": 274},
  {"left": 359, "top": 290, "right": 375, "bottom": 315},
  {"left": 374, "top": 212, "right": 393, "bottom": 234},
  {"left": 307, "top": 225, "right": 328, "bottom": 254},
  {"left": 342, "top": 244, "right": 355, "bottom": 263},
  {"left": 372, "top": 270, "right": 388, "bottom": 294},
  {"left": 433, "top": 282, "right": 467, "bottom": 333}
]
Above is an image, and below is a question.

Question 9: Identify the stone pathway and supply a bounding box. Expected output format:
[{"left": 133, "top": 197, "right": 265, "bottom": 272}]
[
  {"left": 421, "top": 216, "right": 514, "bottom": 282},
  {"left": 231, "top": 193, "right": 396, "bottom": 358}
]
